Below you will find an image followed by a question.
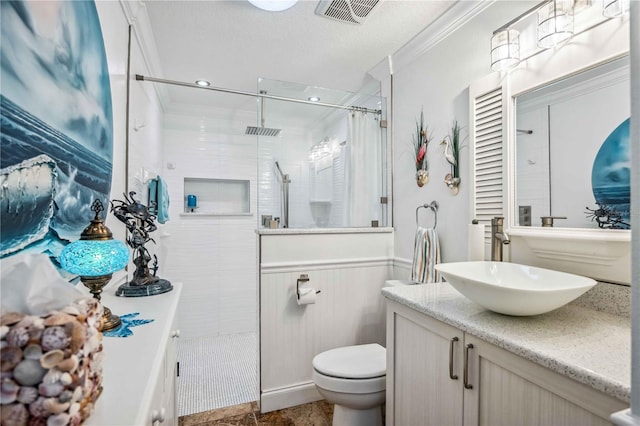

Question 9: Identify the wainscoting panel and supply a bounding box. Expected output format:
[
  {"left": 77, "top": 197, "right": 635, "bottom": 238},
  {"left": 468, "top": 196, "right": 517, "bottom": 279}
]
[{"left": 259, "top": 232, "right": 393, "bottom": 412}]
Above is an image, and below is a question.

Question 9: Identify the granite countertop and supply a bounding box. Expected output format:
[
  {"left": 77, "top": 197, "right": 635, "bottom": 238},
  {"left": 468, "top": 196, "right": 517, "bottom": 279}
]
[{"left": 382, "top": 283, "right": 631, "bottom": 403}]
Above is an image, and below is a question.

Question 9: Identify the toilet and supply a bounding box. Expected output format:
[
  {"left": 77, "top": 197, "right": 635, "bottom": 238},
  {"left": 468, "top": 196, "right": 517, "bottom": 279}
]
[{"left": 312, "top": 343, "right": 386, "bottom": 426}]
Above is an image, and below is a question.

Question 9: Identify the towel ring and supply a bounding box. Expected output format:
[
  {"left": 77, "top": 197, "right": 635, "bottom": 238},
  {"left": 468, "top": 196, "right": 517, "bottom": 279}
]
[{"left": 416, "top": 201, "right": 439, "bottom": 229}]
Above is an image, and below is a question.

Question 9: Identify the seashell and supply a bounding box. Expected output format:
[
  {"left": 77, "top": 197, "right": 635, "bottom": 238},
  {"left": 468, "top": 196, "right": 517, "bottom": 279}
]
[
  {"left": 57, "top": 389, "right": 72, "bottom": 403},
  {"left": 28, "top": 417, "right": 47, "bottom": 426},
  {"left": 0, "top": 312, "right": 25, "bottom": 326},
  {"left": 1, "top": 341, "right": 7, "bottom": 350},
  {"left": 46, "top": 413, "right": 70, "bottom": 426},
  {"left": 38, "top": 381, "right": 63, "bottom": 397},
  {"left": 16, "top": 316, "right": 44, "bottom": 330},
  {"left": 65, "top": 322, "right": 86, "bottom": 354},
  {"left": 23, "top": 344, "right": 43, "bottom": 360},
  {"left": 13, "top": 359, "right": 47, "bottom": 386},
  {"left": 29, "top": 396, "right": 49, "bottom": 417},
  {"left": 70, "top": 386, "right": 83, "bottom": 403},
  {"left": 16, "top": 386, "right": 38, "bottom": 404},
  {"left": 1, "top": 378, "right": 20, "bottom": 404},
  {"left": 56, "top": 355, "right": 79, "bottom": 373},
  {"left": 42, "top": 369, "right": 62, "bottom": 385},
  {"left": 61, "top": 306, "right": 80, "bottom": 316},
  {"left": 1, "top": 370, "right": 13, "bottom": 380},
  {"left": 0, "top": 402, "right": 29, "bottom": 426},
  {"left": 40, "top": 350, "right": 65, "bottom": 369},
  {"left": 59, "top": 373, "right": 72, "bottom": 386},
  {"left": 6, "top": 327, "right": 30, "bottom": 348},
  {"left": 44, "top": 313, "right": 75, "bottom": 327},
  {"left": 41, "top": 326, "right": 70, "bottom": 352},
  {"left": 68, "top": 402, "right": 80, "bottom": 416},
  {"left": 43, "top": 398, "right": 70, "bottom": 414},
  {"left": 1, "top": 346, "right": 23, "bottom": 371},
  {"left": 1, "top": 324, "right": 10, "bottom": 339},
  {"left": 69, "top": 414, "right": 82, "bottom": 426}
]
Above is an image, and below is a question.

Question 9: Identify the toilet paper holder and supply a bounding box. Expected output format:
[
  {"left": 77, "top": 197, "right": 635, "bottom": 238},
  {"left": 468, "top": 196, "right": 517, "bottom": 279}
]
[{"left": 297, "top": 274, "right": 321, "bottom": 300}]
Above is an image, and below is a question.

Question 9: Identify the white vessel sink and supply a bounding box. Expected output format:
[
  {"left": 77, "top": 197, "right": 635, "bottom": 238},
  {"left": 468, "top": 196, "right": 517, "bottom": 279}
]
[{"left": 434, "top": 261, "right": 597, "bottom": 316}]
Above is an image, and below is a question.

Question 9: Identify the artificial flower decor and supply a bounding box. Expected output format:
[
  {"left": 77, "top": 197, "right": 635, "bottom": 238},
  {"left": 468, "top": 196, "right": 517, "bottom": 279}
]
[
  {"left": 413, "top": 109, "right": 432, "bottom": 187},
  {"left": 441, "top": 119, "right": 463, "bottom": 194}
]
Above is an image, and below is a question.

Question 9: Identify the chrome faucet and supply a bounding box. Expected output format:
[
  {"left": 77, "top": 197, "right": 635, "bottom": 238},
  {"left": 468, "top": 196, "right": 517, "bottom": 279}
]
[{"left": 491, "top": 217, "right": 510, "bottom": 261}]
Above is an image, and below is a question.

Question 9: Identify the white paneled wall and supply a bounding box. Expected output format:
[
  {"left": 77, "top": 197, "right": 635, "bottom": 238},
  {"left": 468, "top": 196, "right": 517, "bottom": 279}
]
[
  {"left": 160, "top": 112, "right": 258, "bottom": 339},
  {"left": 259, "top": 230, "right": 394, "bottom": 412}
]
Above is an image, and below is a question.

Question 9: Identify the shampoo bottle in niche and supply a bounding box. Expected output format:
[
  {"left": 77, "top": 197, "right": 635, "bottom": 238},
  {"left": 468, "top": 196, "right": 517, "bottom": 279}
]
[{"left": 186, "top": 194, "right": 197, "bottom": 212}]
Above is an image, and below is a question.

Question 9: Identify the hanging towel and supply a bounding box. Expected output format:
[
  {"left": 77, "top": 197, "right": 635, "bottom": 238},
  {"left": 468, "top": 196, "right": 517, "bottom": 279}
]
[
  {"left": 409, "top": 227, "right": 441, "bottom": 283},
  {"left": 148, "top": 176, "right": 170, "bottom": 224},
  {"left": 156, "top": 176, "right": 170, "bottom": 224}
]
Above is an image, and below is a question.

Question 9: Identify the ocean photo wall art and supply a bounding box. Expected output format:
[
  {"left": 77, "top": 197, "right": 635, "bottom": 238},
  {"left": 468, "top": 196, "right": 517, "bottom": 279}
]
[
  {"left": 1, "top": 1, "right": 113, "bottom": 261},
  {"left": 590, "top": 118, "right": 631, "bottom": 229}
]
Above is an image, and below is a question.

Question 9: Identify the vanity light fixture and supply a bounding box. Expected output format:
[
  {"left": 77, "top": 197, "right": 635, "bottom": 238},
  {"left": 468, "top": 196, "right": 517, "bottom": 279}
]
[
  {"left": 537, "top": 0, "right": 574, "bottom": 49},
  {"left": 308, "top": 96, "right": 321, "bottom": 102},
  {"left": 195, "top": 79, "right": 211, "bottom": 87},
  {"left": 490, "top": 28, "right": 521, "bottom": 71},
  {"left": 248, "top": 0, "right": 297, "bottom": 12},
  {"left": 602, "top": 0, "right": 630, "bottom": 17}
]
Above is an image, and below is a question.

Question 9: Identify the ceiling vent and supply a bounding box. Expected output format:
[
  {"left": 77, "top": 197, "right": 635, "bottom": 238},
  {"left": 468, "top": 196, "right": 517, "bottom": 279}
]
[{"left": 315, "top": 0, "right": 381, "bottom": 25}]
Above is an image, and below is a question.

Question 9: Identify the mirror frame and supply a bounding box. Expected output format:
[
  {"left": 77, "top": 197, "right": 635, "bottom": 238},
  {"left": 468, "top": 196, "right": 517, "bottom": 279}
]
[{"left": 503, "top": 17, "right": 630, "bottom": 284}]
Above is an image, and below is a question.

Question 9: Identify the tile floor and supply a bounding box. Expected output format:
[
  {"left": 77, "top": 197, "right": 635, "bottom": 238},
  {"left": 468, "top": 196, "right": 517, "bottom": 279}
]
[{"left": 178, "top": 400, "right": 334, "bottom": 426}]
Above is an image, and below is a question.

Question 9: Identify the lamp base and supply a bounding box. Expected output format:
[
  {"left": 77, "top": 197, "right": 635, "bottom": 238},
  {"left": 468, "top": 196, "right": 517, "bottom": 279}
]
[
  {"left": 116, "top": 278, "right": 173, "bottom": 297},
  {"left": 101, "top": 306, "right": 122, "bottom": 331}
]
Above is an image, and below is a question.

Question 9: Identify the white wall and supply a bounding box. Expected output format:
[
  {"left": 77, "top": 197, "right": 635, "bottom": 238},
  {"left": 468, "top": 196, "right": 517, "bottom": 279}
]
[
  {"left": 160, "top": 111, "right": 258, "bottom": 339},
  {"left": 390, "top": 2, "right": 536, "bottom": 269}
]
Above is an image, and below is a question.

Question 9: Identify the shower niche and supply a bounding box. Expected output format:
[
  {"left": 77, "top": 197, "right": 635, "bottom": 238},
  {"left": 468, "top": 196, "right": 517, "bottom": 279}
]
[
  {"left": 256, "top": 78, "right": 389, "bottom": 229},
  {"left": 182, "top": 177, "right": 251, "bottom": 216}
]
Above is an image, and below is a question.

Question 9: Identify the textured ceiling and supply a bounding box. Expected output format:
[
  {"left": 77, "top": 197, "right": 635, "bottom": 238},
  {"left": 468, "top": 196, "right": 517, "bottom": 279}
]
[{"left": 143, "top": 0, "right": 455, "bottom": 112}]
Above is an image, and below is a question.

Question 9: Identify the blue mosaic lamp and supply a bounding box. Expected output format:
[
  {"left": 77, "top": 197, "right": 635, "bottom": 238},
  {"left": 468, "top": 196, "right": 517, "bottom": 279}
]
[{"left": 60, "top": 199, "right": 129, "bottom": 331}]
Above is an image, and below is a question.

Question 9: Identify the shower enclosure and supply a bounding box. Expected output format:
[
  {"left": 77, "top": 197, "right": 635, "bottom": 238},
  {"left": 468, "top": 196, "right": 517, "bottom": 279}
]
[
  {"left": 256, "top": 78, "right": 389, "bottom": 229},
  {"left": 132, "top": 73, "right": 389, "bottom": 416}
]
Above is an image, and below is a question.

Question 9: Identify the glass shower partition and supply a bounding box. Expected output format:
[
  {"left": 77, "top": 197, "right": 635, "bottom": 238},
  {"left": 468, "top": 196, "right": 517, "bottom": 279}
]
[{"left": 256, "top": 78, "right": 388, "bottom": 230}]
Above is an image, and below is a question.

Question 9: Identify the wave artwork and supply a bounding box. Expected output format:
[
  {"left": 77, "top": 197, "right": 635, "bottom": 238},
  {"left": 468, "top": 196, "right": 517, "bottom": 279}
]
[
  {"left": 591, "top": 118, "right": 630, "bottom": 228},
  {"left": 0, "top": 1, "right": 113, "bottom": 260}
]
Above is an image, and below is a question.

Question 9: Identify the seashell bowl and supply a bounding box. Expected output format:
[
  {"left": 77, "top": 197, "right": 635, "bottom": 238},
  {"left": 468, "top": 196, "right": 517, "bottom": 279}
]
[{"left": 0, "top": 298, "right": 104, "bottom": 425}]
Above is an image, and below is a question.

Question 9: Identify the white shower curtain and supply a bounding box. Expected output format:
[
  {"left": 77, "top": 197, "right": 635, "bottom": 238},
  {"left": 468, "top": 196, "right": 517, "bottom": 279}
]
[{"left": 345, "top": 112, "right": 382, "bottom": 227}]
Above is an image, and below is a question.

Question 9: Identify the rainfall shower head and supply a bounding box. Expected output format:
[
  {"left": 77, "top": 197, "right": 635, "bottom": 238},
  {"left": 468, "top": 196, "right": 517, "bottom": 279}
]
[
  {"left": 246, "top": 90, "right": 282, "bottom": 137},
  {"left": 245, "top": 126, "right": 281, "bottom": 137}
]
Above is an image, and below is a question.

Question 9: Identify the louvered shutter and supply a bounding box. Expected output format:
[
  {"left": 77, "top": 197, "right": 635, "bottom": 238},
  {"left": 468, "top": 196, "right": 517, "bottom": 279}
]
[{"left": 472, "top": 87, "right": 505, "bottom": 243}]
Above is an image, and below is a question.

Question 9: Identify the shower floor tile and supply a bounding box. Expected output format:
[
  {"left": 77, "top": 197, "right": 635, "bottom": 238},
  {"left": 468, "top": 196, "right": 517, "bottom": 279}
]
[{"left": 177, "top": 332, "right": 258, "bottom": 416}]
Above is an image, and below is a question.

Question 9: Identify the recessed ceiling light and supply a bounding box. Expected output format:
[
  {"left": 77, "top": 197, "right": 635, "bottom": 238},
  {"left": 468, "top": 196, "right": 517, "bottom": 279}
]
[
  {"left": 195, "top": 79, "right": 211, "bottom": 87},
  {"left": 308, "top": 96, "right": 320, "bottom": 102},
  {"left": 248, "top": 0, "right": 297, "bottom": 12}
]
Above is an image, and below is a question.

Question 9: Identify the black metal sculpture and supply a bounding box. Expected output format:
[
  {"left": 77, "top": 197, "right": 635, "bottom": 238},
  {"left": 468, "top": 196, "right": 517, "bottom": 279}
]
[
  {"left": 111, "top": 192, "right": 172, "bottom": 297},
  {"left": 585, "top": 203, "right": 630, "bottom": 230}
]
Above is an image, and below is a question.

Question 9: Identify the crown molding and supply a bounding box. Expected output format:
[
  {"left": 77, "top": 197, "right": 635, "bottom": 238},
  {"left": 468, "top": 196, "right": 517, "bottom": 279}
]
[
  {"left": 119, "top": 0, "right": 169, "bottom": 112},
  {"left": 368, "top": 0, "right": 496, "bottom": 81}
]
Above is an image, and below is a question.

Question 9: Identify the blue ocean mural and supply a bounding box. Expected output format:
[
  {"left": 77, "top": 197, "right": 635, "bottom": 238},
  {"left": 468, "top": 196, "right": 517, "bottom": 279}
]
[
  {"left": 590, "top": 118, "right": 630, "bottom": 229},
  {"left": 0, "top": 1, "right": 113, "bottom": 259}
]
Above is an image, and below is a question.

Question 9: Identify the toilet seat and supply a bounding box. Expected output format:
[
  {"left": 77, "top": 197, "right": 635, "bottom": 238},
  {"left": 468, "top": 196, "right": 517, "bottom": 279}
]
[{"left": 312, "top": 344, "right": 386, "bottom": 394}]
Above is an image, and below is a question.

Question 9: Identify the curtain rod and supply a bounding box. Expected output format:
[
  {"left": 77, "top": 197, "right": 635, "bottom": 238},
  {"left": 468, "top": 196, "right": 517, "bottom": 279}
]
[{"left": 135, "top": 75, "right": 381, "bottom": 115}]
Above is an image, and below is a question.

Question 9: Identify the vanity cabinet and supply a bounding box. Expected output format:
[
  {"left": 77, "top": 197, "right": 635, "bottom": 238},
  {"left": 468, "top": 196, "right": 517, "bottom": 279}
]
[
  {"left": 86, "top": 283, "right": 182, "bottom": 426},
  {"left": 386, "top": 300, "right": 627, "bottom": 426}
]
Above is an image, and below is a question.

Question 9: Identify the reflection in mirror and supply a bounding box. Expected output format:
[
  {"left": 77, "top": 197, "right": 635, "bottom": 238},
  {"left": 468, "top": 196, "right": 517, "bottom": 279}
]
[{"left": 515, "top": 56, "right": 630, "bottom": 229}]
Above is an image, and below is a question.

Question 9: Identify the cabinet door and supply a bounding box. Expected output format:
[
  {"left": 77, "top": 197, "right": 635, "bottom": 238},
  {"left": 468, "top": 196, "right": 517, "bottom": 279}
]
[
  {"left": 387, "top": 301, "right": 464, "bottom": 426},
  {"left": 463, "top": 335, "right": 627, "bottom": 426}
]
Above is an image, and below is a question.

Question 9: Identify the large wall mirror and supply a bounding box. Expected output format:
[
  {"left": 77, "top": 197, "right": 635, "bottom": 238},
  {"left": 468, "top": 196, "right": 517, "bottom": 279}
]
[
  {"left": 514, "top": 56, "right": 630, "bottom": 230},
  {"left": 490, "top": 14, "right": 631, "bottom": 284}
]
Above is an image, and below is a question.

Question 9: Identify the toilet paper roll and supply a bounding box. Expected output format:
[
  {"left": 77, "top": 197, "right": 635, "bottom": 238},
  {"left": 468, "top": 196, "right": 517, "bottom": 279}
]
[
  {"left": 467, "top": 223, "right": 485, "bottom": 261},
  {"left": 297, "top": 287, "right": 317, "bottom": 305}
]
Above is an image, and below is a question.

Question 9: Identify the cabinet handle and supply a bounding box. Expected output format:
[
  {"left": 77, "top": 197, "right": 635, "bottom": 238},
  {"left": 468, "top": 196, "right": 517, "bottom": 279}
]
[
  {"left": 464, "top": 343, "right": 474, "bottom": 389},
  {"left": 448, "top": 337, "right": 459, "bottom": 380},
  {"left": 171, "top": 329, "right": 180, "bottom": 338}
]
